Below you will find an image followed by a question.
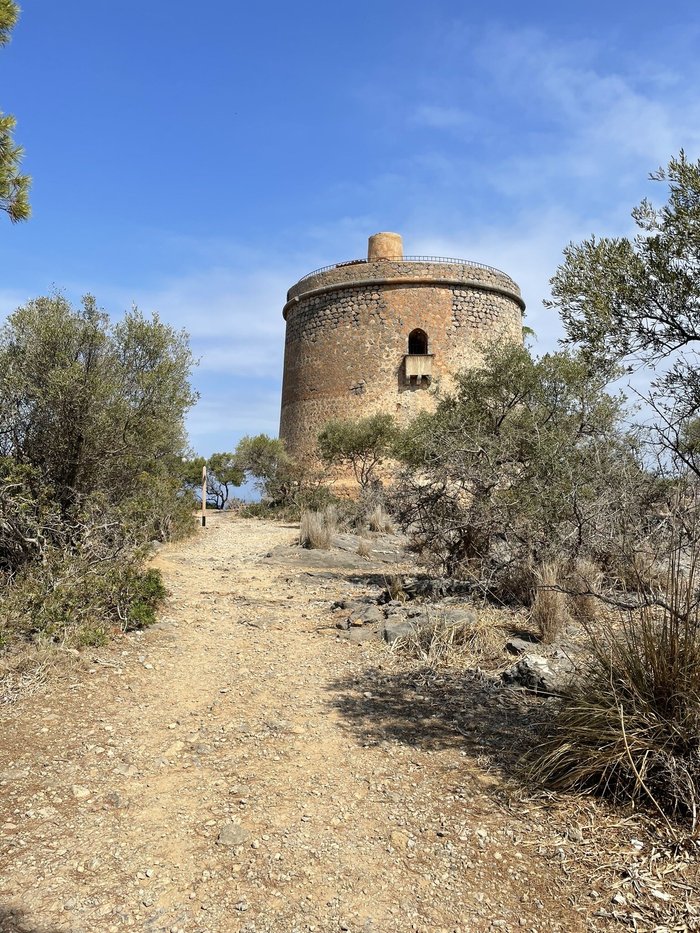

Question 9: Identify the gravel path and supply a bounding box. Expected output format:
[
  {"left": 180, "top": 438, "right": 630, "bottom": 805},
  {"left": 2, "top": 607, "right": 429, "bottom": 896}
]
[{"left": 0, "top": 516, "right": 603, "bottom": 932}]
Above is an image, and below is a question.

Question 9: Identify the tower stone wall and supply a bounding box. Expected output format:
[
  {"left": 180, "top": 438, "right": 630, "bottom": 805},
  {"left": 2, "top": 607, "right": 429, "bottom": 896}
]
[{"left": 279, "top": 233, "right": 525, "bottom": 467}]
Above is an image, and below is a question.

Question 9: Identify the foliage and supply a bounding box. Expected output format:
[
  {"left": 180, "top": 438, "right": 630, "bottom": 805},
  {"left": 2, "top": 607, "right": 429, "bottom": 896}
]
[
  {"left": 233, "top": 434, "right": 293, "bottom": 501},
  {"left": 528, "top": 551, "right": 700, "bottom": 828},
  {"left": 180, "top": 452, "right": 243, "bottom": 510},
  {"left": 206, "top": 452, "right": 244, "bottom": 509},
  {"left": 390, "top": 342, "right": 660, "bottom": 588},
  {"left": 0, "top": 293, "right": 197, "bottom": 651},
  {"left": 0, "top": 294, "right": 197, "bottom": 517},
  {"left": 548, "top": 152, "right": 700, "bottom": 459},
  {"left": 0, "top": 549, "right": 167, "bottom": 647},
  {"left": 0, "top": 1, "right": 30, "bottom": 221},
  {"left": 318, "top": 413, "right": 397, "bottom": 488}
]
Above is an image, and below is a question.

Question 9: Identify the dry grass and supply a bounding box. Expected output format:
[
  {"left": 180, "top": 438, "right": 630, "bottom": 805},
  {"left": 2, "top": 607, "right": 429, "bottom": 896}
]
[
  {"left": 0, "top": 644, "right": 84, "bottom": 704},
  {"left": 390, "top": 608, "right": 507, "bottom": 670},
  {"left": 608, "top": 545, "right": 668, "bottom": 595},
  {"left": 299, "top": 510, "right": 332, "bottom": 550},
  {"left": 531, "top": 562, "right": 569, "bottom": 644},
  {"left": 357, "top": 536, "right": 372, "bottom": 558},
  {"left": 322, "top": 504, "right": 339, "bottom": 536},
  {"left": 565, "top": 558, "right": 603, "bottom": 623},
  {"left": 528, "top": 554, "right": 700, "bottom": 829},
  {"left": 385, "top": 573, "right": 407, "bottom": 602},
  {"left": 367, "top": 505, "right": 393, "bottom": 534}
]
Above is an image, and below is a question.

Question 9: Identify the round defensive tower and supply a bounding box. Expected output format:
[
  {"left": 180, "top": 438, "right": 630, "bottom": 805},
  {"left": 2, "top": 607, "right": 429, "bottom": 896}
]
[{"left": 279, "top": 232, "right": 525, "bottom": 466}]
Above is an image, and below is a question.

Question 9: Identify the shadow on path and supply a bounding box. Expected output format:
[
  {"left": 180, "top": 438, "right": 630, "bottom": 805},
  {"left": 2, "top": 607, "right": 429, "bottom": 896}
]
[
  {"left": 326, "top": 663, "right": 548, "bottom": 773},
  {"left": 0, "top": 906, "right": 64, "bottom": 933}
]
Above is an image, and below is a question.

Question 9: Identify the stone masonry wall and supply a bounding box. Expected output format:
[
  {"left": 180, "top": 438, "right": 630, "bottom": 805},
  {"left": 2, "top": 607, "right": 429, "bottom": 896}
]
[{"left": 279, "top": 260, "right": 524, "bottom": 466}]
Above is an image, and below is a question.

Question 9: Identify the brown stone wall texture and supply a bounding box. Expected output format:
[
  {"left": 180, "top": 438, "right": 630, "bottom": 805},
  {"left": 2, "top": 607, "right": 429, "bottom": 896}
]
[{"left": 279, "top": 258, "right": 524, "bottom": 466}]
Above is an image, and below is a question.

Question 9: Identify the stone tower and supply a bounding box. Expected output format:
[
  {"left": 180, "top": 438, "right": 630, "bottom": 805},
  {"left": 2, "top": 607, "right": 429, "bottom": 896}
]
[{"left": 279, "top": 232, "right": 524, "bottom": 466}]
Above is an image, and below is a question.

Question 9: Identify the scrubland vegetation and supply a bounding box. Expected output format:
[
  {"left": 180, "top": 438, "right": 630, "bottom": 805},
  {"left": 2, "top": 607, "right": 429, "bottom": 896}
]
[
  {"left": 0, "top": 295, "right": 197, "bottom": 654},
  {"left": 287, "top": 154, "right": 700, "bottom": 829},
  {"left": 5, "top": 154, "right": 700, "bottom": 834}
]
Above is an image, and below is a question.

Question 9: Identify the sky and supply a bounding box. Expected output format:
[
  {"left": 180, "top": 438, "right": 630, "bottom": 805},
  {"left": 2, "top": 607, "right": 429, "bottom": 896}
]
[{"left": 2, "top": 1, "right": 700, "bottom": 457}]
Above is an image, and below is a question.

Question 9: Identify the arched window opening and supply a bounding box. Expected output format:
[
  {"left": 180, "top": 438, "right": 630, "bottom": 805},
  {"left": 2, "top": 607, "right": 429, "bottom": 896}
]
[{"left": 408, "top": 328, "right": 428, "bottom": 355}]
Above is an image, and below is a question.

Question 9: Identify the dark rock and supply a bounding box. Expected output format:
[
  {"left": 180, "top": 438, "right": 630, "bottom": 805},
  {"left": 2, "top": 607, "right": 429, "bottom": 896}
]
[
  {"left": 358, "top": 605, "right": 383, "bottom": 624},
  {"left": 406, "top": 607, "right": 428, "bottom": 619},
  {"left": 382, "top": 620, "right": 416, "bottom": 644},
  {"left": 505, "top": 636, "right": 536, "bottom": 656},
  {"left": 501, "top": 654, "right": 574, "bottom": 693}
]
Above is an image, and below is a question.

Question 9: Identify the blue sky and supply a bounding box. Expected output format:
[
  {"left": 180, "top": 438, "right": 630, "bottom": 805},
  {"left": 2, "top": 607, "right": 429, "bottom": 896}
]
[{"left": 2, "top": 1, "right": 700, "bottom": 456}]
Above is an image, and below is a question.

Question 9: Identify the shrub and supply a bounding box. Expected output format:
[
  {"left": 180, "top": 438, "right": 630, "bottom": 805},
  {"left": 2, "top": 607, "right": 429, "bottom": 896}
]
[
  {"left": 357, "top": 536, "right": 371, "bottom": 558},
  {"left": 390, "top": 343, "right": 661, "bottom": 590},
  {"left": 528, "top": 565, "right": 700, "bottom": 827},
  {"left": 299, "top": 510, "right": 332, "bottom": 550},
  {"left": 0, "top": 552, "right": 167, "bottom": 648},
  {"left": 531, "top": 562, "right": 569, "bottom": 643},
  {"left": 239, "top": 501, "right": 273, "bottom": 519}
]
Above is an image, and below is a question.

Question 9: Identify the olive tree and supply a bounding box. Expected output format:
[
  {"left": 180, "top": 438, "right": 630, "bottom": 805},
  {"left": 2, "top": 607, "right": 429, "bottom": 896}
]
[
  {"left": 548, "top": 152, "right": 700, "bottom": 466},
  {"left": 0, "top": 294, "right": 196, "bottom": 512},
  {"left": 317, "top": 413, "right": 397, "bottom": 488},
  {"left": 391, "top": 343, "right": 658, "bottom": 587}
]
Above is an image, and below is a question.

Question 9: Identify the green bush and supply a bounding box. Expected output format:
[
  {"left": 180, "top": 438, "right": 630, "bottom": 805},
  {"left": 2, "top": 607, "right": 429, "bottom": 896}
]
[
  {"left": 0, "top": 550, "right": 168, "bottom": 648},
  {"left": 0, "top": 293, "right": 195, "bottom": 658}
]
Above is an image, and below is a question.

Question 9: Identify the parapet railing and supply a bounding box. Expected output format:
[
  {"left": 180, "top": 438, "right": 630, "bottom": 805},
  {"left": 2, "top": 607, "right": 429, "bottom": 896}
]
[{"left": 295, "top": 255, "right": 511, "bottom": 285}]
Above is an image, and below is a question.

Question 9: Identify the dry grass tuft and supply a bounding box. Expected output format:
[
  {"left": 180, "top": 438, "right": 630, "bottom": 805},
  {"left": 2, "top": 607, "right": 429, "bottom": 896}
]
[
  {"left": 385, "top": 574, "right": 406, "bottom": 602},
  {"left": 391, "top": 608, "right": 507, "bottom": 670},
  {"left": 367, "top": 505, "right": 393, "bottom": 534},
  {"left": 357, "top": 536, "right": 372, "bottom": 559},
  {"left": 565, "top": 558, "right": 603, "bottom": 623},
  {"left": 299, "top": 510, "right": 332, "bottom": 550},
  {"left": 0, "top": 644, "right": 84, "bottom": 704},
  {"left": 322, "top": 504, "right": 338, "bottom": 536},
  {"left": 528, "top": 554, "right": 700, "bottom": 829},
  {"left": 531, "top": 562, "right": 569, "bottom": 644}
]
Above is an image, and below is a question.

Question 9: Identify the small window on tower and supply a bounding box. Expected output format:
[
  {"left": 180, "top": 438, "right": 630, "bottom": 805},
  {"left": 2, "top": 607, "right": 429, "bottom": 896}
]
[{"left": 408, "top": 328, "right": 428, "bottom": 355}]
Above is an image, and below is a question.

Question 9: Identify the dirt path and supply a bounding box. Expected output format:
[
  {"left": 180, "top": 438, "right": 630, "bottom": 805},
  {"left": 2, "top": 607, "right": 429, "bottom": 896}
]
[{"left": 1, "top": 516, "right": 615, "bottom": 932}]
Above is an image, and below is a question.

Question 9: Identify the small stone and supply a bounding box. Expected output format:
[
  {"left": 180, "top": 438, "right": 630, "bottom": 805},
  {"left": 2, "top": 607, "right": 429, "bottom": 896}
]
[
  {"left": 105, "top": 790, "right": 127, "bottom": 809},
  {"left": 71, "top": 785, "right": 90, "bottom": 800},
  {"left": 217, "top": 823, "right": 250, "bottom": 847}
]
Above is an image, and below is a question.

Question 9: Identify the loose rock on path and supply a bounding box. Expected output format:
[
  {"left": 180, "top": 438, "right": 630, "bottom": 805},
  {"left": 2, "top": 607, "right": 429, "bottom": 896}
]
[{"left": 1, "top": 516, "right": 623, "bottom": 931}]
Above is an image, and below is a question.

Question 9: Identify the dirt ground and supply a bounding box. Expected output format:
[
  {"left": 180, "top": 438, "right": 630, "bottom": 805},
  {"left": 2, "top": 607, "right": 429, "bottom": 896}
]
[{"left": 1, "top": 515, "right": 697, "bottom": 933}]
